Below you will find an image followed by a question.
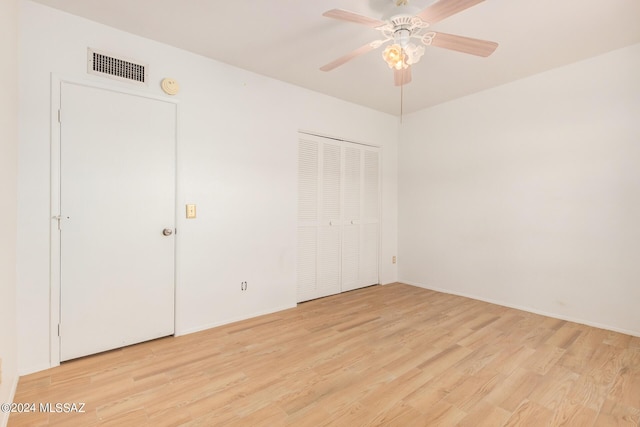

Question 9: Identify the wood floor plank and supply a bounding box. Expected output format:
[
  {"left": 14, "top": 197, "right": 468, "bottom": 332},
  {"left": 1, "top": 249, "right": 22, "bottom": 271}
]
[
  {"left": 503, "top": 399, "right": 554, "bottom": 426},
  {"left": 523, "top": 344, "right": 567, "bottom": 375},
  {"left": 457, "top": 399, "right": 511, "bottom": 427},
  {"left": 594, "top": 398, "right": 640, "bottom": 426},
  {"left": 357, "top": 368, "right": 432, "bottom": 415},
  {"left": 484, "top": 367, "right": 543, "bottom": 412},
  {"left": 419, "top": 399, "right": 467, "bottom": 425},
  {"left": 548, "top": 399, "right": 597, "bottom": 427},
  {"left": 545, "top": 323, "right": 584, "bottom": 349},
  {"left": 367, "top": 400, "right": 426, "bottom": 427},
  {"left": 8, "top": 283, "right": 640, "bottom": 426},
  {"left": 443, "top": 368, "right": 504, "bottom": 412},
  {"left": 485, "top": 344, "right": 537, "bottom": 376},
  {"left": 528, "top": 365, "right": 579, "bottom": 411}
]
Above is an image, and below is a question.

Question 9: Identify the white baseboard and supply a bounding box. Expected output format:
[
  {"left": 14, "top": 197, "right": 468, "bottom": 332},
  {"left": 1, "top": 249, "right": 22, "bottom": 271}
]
[
  {"left": 400, "top": 279, "right": 640, "bottom": 338},
  {"left": 175, "top": 304, "right": 297, "bottom": 337},
  {"left": 18, "top": 305, "right": 299, "bottom": 376}
]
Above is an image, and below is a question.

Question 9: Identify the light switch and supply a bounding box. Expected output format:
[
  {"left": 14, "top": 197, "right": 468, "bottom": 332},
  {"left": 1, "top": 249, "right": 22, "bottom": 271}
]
[{"left": 186, "top": 204, "right": 196, "bottom": 219}]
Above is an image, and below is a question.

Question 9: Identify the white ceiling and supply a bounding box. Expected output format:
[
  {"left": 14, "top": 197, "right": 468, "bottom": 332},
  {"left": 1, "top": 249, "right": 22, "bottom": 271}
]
[{"left": 30, "top": 0, "right": 640, "bottom": 115}]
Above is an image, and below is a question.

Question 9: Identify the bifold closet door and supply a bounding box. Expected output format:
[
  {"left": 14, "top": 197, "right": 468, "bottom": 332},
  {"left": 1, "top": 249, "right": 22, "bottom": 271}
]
[
  {"left": 317, "top": 142, "right": 343, "bottom": 298},
  {"left": 343, "top": 145, "right": 379, "bottom": 291},
  {"left": 341, "top": 145, "right": 361, "bottom": 292},
  {"left": 297, "top": 134, "right": 380, "bottom": 302},
  {"left": 297, "top": 138, "right": 319, "bottom": 302},
  {"left": 298, "top": 137, "right": 342, "bottom": 302},
  {"left": 360, "top": 148, "right": 380, "bottom": 286}
]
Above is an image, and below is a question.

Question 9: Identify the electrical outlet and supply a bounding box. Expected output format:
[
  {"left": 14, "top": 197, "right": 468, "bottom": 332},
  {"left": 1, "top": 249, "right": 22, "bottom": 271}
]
[
  {"left": 241, "top": 281, "right": 248, "bottom": 291},
  {"left": 392, "top": 256, "right": 397, "bottom": 264}
]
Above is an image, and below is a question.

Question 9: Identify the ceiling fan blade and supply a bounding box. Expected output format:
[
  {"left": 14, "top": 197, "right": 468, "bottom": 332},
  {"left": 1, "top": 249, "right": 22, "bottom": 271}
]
[
  {"left": 428, "top": 32, "right": 498, "bottom": 57},
  {"left": 394, "top": 67, "right": 412, "bottom": 86},
  {"left": 417, "top": 0, "right": 485, "bottom": 24},
  {"left": 323, "top": 9, "right": 386, "bottom": 28},
  {"left": 320, "top": 42, "right": 378, "bottom": 72}
]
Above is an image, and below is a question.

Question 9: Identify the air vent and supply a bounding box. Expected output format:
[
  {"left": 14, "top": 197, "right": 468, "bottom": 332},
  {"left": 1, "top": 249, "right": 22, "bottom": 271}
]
[{"left": 87, "top": 48, "right": 148, "bottom": 85}]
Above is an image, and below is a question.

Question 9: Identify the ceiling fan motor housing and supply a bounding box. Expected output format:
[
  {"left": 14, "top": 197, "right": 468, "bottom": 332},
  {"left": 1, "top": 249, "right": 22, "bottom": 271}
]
[
  {"left": 394, "top": 28, "right": 411, "bottom": 48},
  {"left": 382, "top": 15, "right": 429, "bottom": 44}
]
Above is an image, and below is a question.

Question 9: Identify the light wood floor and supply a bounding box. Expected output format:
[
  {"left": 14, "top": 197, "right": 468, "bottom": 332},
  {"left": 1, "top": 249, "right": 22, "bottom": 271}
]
[{"left": 9, "top": 283, "right": 640, "bottom": 426}]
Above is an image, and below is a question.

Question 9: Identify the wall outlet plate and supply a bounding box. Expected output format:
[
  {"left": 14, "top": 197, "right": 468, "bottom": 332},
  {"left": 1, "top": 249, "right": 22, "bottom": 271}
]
[{"left": 186, "top": 204, "right": 196, "bottom": 219}]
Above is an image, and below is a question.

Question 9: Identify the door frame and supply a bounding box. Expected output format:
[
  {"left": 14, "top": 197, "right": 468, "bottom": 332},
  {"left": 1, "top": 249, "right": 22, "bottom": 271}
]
[{"left": 49, "top": 74, "right": 180, "bottom": 367}]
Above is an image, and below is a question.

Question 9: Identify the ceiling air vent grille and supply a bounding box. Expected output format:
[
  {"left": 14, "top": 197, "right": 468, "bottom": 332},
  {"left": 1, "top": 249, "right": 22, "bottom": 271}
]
[{"left": 87, "top": 48, "right": 148, "bottom": 85}]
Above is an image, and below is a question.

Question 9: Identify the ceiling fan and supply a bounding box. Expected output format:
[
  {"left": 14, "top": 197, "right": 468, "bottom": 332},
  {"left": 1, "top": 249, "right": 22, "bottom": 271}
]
[{"left": 320, "top": 0, "right": 498, "bottom": 86}]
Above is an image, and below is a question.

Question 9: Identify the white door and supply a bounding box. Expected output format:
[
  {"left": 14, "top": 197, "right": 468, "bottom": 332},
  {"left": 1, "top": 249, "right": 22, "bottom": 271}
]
[
  {"left": 341, "top": 145, "right": 361, "bottom": 292},
  {"left": 317, "top": 141, "right": 343, "bottom": 298},
  {"left": 342, "top": 144, "right": 380, "bottom": 292},
  {"left": 297, "top": 138, "right": 319, "bottom": 302},
  {"left": 297, "top": 134, "right": 380, "bottom": 302},
  {"left": 59, "top": 82, "right": 176, "bottom": 361},
  {"left": 360, "top": 148, "right": 380, "bottom": 287},
  {"left": 297, "top": 136, "right": 343, "bottom": 302}
]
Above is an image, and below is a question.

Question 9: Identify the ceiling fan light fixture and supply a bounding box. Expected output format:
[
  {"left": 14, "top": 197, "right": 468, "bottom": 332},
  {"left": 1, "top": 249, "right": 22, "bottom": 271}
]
[
  {"left": 404, "top": 43, "right": 425, "bottom": 65},
  {"left": 394, "top": 61, "right": 407, "bottom": 70},
  {"left": 383, "top": 44, "right": 407, "bottom": 69}
]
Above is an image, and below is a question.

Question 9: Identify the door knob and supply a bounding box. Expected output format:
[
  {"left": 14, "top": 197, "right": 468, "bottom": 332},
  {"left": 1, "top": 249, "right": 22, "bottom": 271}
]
[{"left": 162, "top": 228, "right": 173, "bottom": 236}]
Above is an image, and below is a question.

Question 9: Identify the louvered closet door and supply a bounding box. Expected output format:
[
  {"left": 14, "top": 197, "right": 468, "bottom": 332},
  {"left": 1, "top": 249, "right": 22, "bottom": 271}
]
[
  {"left": 317, "top": 141, "right": 342, "bottom": 298},
  {"left": 297, "top": 133, "right": 379, "bottom": 302},
  {"left": 343, "top": 144, "right": 380, "bottom": 291},
  {"left": 297, "top": 138, "right": 319, "bottom": 302},
  {"left": 341, "top": 145, "right": 361, "bottom": 292},
  {"left": 360, "top": 148, "right": 380, "bottom": 286},
  {"left": 297, "top": 136, "right": 342, "bottom": 302}
]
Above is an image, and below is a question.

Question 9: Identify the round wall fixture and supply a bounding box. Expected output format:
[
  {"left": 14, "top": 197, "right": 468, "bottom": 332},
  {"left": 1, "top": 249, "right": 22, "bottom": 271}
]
[{"left": 161, "top": 78, "right": 180, "bottom": 95}]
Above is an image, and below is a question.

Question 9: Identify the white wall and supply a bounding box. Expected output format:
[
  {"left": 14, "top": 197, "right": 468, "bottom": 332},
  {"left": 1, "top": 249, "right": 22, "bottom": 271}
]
[
  {"left": 18, "top": 0, "right": 398, "bottom": 374},
  {"left": 0, "top": 0, "right": 20, "bottom": 424},
  {"left": 399, "top": 43, "right": 640, "bottom": 335}
]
